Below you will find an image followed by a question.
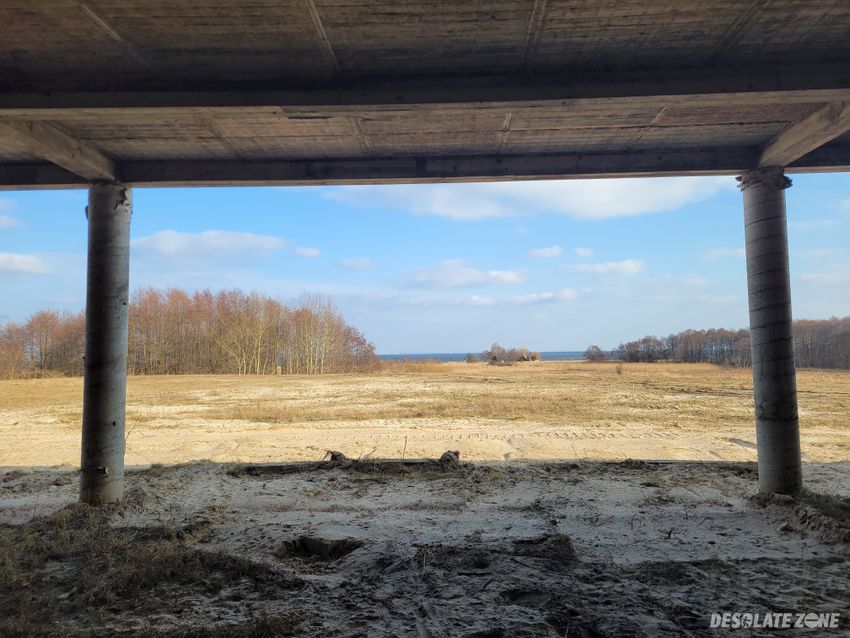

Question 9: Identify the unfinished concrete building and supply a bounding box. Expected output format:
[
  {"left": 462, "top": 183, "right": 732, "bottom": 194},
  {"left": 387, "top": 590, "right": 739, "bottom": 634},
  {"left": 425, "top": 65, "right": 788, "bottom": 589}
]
[{"left": 1, "top": 1, "right": 849, "bottom": 502}]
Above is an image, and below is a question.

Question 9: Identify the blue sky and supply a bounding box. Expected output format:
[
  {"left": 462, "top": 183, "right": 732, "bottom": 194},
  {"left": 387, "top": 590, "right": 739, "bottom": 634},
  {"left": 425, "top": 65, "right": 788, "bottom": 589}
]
[{"left": 1, "top": 174, "right": 848, "bottom": 353}]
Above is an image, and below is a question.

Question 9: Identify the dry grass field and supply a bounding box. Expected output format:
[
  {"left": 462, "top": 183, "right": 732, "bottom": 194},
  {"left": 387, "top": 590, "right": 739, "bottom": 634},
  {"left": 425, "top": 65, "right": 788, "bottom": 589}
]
[
  {"left": 2, "top": 362, "right": 849, "bottom": 636},
  {"left": 1, "top": 361, "right": 848, "bottom": 468}
]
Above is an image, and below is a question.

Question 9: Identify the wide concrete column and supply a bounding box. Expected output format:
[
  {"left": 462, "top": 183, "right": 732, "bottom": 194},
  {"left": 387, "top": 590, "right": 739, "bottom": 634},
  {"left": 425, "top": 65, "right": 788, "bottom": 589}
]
[
  {"left": 738, "top": 167, "right": 801, "bottom": 495},
  {"left": 80, "top": 183, "right": 132, "bottom": 504}
]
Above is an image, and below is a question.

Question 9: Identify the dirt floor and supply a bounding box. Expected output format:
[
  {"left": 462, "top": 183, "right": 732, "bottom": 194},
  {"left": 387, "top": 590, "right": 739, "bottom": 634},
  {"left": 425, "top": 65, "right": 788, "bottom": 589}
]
[
  {"left": 2, "top": 459, "right": 849, "bottom": 636},
  {"left": 1, "top": 362, "right": 849, "bottom": 636}
]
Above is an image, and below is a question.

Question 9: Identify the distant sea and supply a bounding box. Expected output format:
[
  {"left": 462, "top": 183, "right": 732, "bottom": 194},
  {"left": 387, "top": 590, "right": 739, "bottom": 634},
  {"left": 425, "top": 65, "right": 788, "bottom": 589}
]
[{"left": 379, "top": 351, "right": 584, "bottom": 362}]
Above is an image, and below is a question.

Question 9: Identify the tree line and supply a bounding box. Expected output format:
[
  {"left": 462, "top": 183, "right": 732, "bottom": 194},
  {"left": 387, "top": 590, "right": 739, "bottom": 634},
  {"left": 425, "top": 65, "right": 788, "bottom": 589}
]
[
  {"left": 587, "top": 316, "right": 850, "bottom": 369},
  {"left": 466, "top": 343, "right": 541, "bottom": 365},
  {"left": 0, "top": 288, "right": 379, "bottom": 378}
]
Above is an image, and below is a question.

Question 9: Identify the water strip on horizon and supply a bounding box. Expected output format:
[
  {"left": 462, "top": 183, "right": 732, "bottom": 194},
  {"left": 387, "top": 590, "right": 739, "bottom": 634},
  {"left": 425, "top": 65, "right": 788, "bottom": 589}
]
[{"left": 378, "top": 352, "right": 585, "bottom": 362}]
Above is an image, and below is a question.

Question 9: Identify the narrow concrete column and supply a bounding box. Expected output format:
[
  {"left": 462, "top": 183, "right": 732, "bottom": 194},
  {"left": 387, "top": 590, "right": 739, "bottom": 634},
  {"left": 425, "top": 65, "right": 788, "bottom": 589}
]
[
  {"left": 80, "top": 183, "right": 132, "bottom": 504},
  {"left": 738, "top": 167, "right": 801, "bottom": 495}
]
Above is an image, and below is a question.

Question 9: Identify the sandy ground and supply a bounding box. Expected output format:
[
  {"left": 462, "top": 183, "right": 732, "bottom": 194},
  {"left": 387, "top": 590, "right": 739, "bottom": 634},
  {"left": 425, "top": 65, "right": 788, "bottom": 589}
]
[
  {"left": 1, "top": 459, "right": 849, "bottom": 636},
  {"left": 1, "top": 363, "right": 849, "bottom": 636},
  {"left": 1, "top": 362, "right": 849, "bottom": 468}
]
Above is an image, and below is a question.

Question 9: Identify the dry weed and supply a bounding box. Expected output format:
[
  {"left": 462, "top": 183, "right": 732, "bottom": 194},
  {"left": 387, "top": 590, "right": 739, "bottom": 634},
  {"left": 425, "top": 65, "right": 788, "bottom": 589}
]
[{"left": 0, "top": 505, "right": 302, "bottom": 636}]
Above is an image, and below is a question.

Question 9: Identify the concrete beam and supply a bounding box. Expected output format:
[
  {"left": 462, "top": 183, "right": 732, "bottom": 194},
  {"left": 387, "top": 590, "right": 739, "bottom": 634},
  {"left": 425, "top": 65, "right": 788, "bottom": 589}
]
[
  {"left": 0, "top": 64, "right": 848, "bottom": 117},
  {"left": 0, "top": 148, "right": 754, "bottom": 190},
  {"left": 80, "top": 183, "right": 132, "bottom": 505},
  {"left": 0, "top": 120, "right": 116, "bottom": 181},
  {"left": 788, "top": 143, "right": 850, "bottom": 172},
  {"left": 759, "top": 101, "right": 850, "bottom": 167},
  {"left": 738, "top": 167, "right": 801, "bottom": 495},
  {"left": 0, "top": 163, "right": 88, "bottom": 189},
  {"left": 1, "top": 144, "right": 849, "bottom": 190},
  {"left": 117, "top": 148, "right": 759, "bottom": 186}
]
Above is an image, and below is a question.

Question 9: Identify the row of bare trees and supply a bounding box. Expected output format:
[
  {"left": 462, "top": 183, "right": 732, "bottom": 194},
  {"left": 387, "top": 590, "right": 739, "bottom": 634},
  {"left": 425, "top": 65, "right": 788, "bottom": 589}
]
[
  {"left": 0, "top": 288, "right": 379, "bottom": 378},
  {"left": 0, "top": 310, "right": 86, "bottom": 378},
  {"left": 793, "top": 317, "right": 850, "bottom": 369},
  {"left": 466, "top": 343, "right": 540, "bottom": 365},
  {"left": 614, "top": 330, "right": 752, "bottom": 366},
  {"left": 610, "top": 317, "right": 850, "bottom": 368}
]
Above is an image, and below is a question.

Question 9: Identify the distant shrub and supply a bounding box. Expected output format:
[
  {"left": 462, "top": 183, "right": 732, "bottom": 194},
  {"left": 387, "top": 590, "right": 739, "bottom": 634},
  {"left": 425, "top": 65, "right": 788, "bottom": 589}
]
[
  {"left": 584, "top": 345, "right": 606, "bottom": 362},
  {"left": 481, "top": 343, "right": 538, "bottom": 365}
]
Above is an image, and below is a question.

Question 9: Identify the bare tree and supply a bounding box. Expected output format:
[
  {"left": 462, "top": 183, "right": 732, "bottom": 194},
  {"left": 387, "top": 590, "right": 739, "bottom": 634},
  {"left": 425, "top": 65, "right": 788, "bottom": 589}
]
[{"left": 584, "top": 345, "right": 606, "bottom": 362}]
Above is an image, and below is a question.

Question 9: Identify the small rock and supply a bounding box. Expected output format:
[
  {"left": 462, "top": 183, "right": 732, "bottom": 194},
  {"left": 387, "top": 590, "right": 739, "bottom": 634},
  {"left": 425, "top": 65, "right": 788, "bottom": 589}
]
[
  {"left": 52, "top": 476, "right": 72, "bottom": 487},
  {"left": 772, "top": 493, "right": 795, "bottom": 505},
  {"left": 778, "top": 522, "right": 792, "bottom": 533}
]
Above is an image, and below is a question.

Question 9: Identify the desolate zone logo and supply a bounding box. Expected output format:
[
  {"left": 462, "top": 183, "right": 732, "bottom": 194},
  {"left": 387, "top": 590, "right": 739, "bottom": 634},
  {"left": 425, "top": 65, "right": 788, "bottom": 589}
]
[{"left": 710, "top": 612, "right": 841, "bottom": 629}]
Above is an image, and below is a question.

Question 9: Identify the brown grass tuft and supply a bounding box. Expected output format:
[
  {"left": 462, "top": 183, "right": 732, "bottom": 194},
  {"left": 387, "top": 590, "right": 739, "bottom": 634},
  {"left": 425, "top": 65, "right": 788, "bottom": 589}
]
[{"left": 0, "top": 505, "right": 302, "bottom": 636}]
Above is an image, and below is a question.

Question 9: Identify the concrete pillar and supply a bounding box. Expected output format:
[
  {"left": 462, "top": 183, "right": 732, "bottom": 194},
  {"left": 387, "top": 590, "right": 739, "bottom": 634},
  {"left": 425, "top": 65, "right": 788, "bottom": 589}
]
[
  {"left": 80, "top": 183, "right": 132, "bottom": 504},
  {"left": 738, "top": 167, "right": 801, "bottom": 495}
]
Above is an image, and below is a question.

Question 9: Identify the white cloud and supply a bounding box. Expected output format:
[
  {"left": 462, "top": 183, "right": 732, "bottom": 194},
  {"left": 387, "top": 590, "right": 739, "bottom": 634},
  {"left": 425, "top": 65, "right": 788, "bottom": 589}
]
[
  {"left": 132, "top": 230, "right": 285, "bottom": 259},
  {"left": 469, "top": 295, "right": 495, "bottom": 306},
  {"left": 0, "top": 252, "right": 49, "bottom": 275},
  {"left": 513, "top": 288, "right": 578, "bottom": 304},
  {"left": 338, "top": 257, "right": 377, "bottom": 270},
  {"left": 790, "top": 218, "right": 841, "bottom": 231},
  {"left": 800, "top": 269, "right": 850, "bottom": 287},
  {"left": 574, "top": 247, "right": 594, "bottom": 257},
  {"left": 681, "top": 276, "right": 708, "bottom": 287},
  {"left": 513, "top": 291, "right": 556, "bottom": 304},
  {"left": 407, "top": 259, "right": 525, "bottom": 288},
  {"left": 0, "top": 198, "right": 15, "bottom": 212},
  {"left": 705, "top": 247, "right": 745, "bottom": 261},
  {"left": 568, "top": 259, "right": 645, "bottom": 275},
  {"left": 0, "top": 214, "right": 21, "bottom": 229},
  {"left": 529, "top": 245, "right": 563, "bottom": 259},
  {"left": 294, "top": 246, "right": 320, "bottom": 258},
  {"left": 559, "top": 288, "right": 579, "bottom": 300},
  {"left": 327, "top": 184, "right": 506, "bottom": 220},
  {"left": 326, "top": 176, "right": 732, "bottom": 221},
  {"left": 804, "top": 248, "right": 844, "bottom": 257}
]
